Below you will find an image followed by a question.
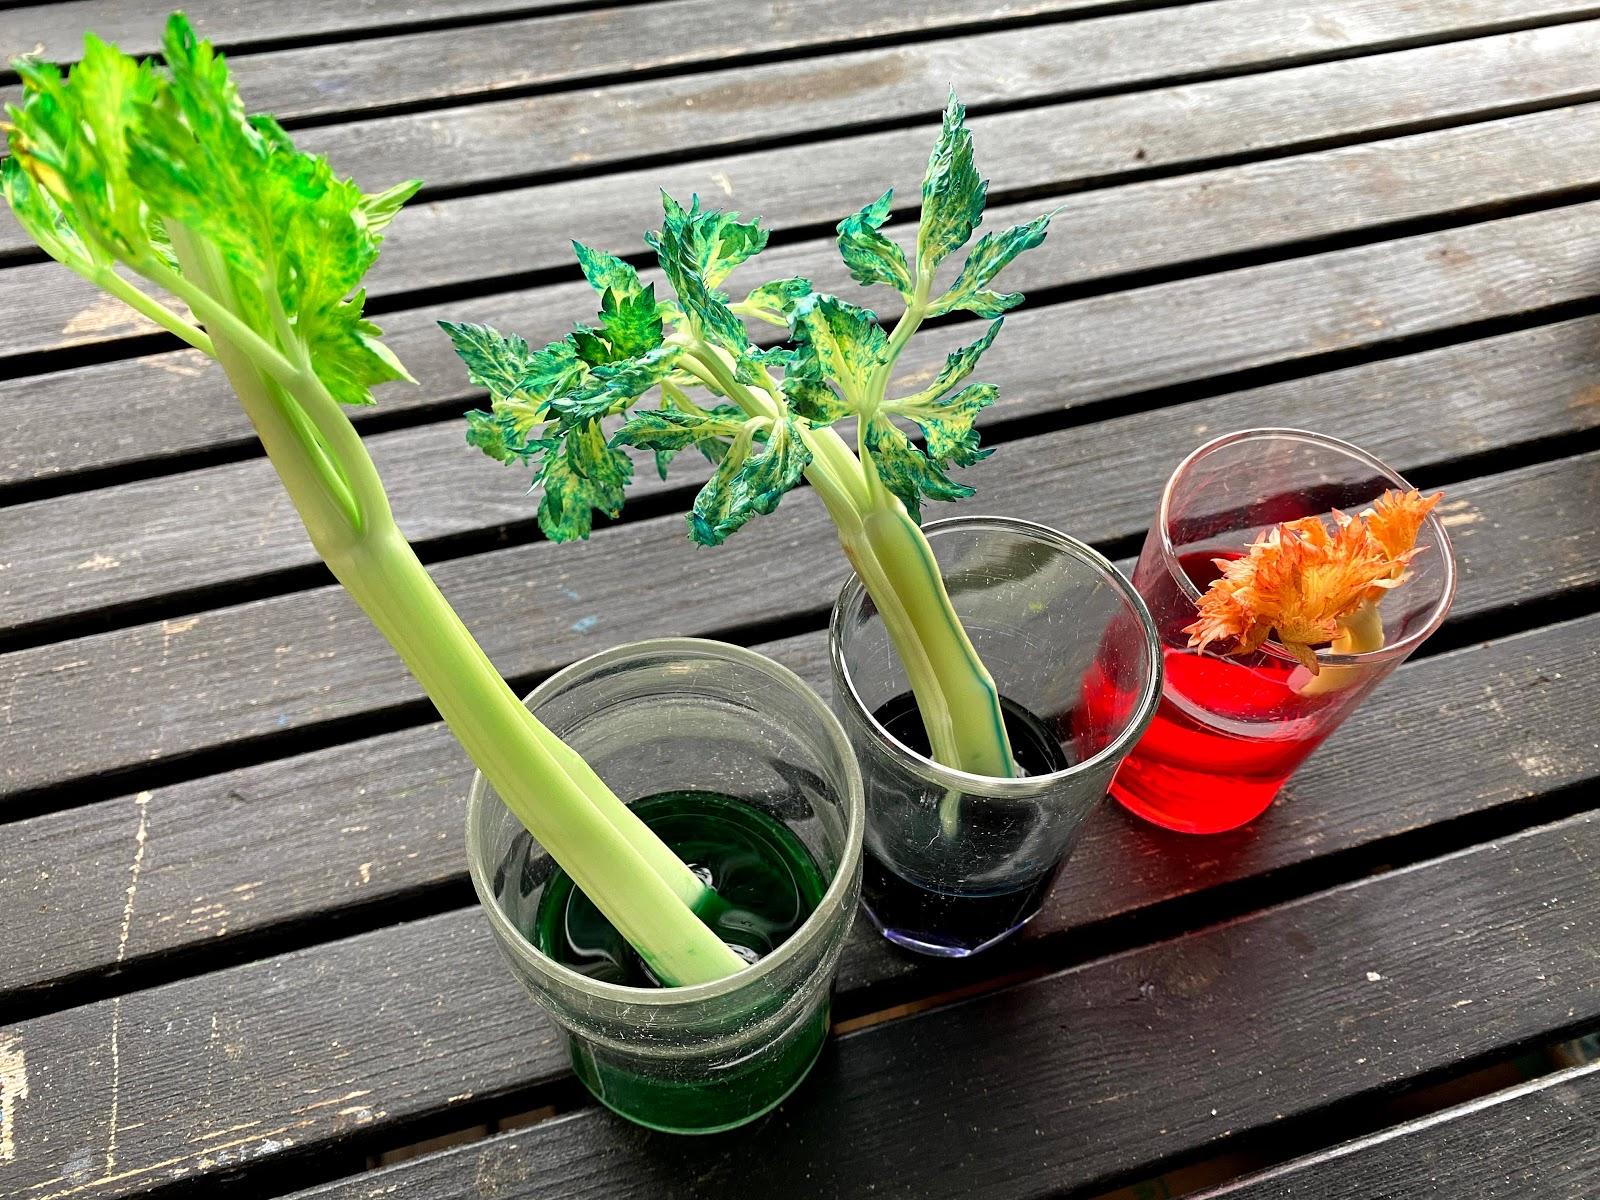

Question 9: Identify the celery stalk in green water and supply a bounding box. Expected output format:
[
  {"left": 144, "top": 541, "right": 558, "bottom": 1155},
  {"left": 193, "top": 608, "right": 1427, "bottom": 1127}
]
[{"left": 2, "top": 13, "right": 745, "bottom": 985}]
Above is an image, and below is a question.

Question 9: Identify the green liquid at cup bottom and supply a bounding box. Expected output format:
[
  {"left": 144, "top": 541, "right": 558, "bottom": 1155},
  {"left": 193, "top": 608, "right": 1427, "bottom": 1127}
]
[{"left": 532, "top": 791, "right": 831, "bottom": 1133}]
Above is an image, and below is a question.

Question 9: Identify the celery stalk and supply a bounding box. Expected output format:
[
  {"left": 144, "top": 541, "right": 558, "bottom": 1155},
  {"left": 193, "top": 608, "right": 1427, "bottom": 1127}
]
[{"left": 3, "top": 16, "right": 746, "bottom": 986}]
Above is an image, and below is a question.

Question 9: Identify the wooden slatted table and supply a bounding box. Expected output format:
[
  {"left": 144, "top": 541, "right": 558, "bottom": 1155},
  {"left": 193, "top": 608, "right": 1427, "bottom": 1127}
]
[{"left": 2, "top": 1, "right": 1598, "bottom": 1197}]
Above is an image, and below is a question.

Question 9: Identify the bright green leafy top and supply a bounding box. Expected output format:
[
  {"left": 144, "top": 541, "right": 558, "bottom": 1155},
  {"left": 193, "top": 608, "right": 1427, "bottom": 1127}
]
[
  {"left": 5, "top": 17, "right": 417, "bottom": 424},
  {"left": 448, "top": 92, "right": 1057, "bottom": 544}
]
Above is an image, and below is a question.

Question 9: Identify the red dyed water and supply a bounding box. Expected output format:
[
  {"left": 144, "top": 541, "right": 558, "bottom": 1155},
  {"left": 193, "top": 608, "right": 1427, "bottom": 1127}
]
[{"left": 1086, "top": 552, "right": 1341, "bottom": 834}]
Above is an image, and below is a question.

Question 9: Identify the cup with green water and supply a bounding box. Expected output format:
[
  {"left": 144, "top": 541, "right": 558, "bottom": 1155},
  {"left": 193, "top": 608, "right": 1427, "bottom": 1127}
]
[{"left": 467, "top": 638, "right": 864, "bottom": 1134}]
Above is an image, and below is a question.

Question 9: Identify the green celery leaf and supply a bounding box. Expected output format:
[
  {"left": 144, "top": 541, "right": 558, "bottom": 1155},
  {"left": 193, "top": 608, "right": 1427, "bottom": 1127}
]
[
  {"left": 864, "top": 413, "right": 974, "bottom": 521},
  {"left": 598, "top": 282, "right": 665, "bottom": 358},
  {"left": 790, "top": 293, "right": 887, "bottom": 408},
  {"left": 573, "top": 241, "right": 644, "bottom": 299},
  {"left": 837, "top": 189, "right": 912, "bottom": 295},
  {"left": 741, "top": 276, "right": 813, "bottom": 323},
  {"left": 917, "top": 92, "right": 987, "bottom": 271},
  {"left": 689, "top": 415, "right": 812, "bottom": 546},
  {"left": 123, "top": 15, "right": 416, "bottom": 407},
  {"left": 7, "top": 35, "right": 163, "bottom": 267},
  {"left": 359, "top": 179, "right": 423, "bottom": 234},
  {"left": 537, "top": 420, "right": 634, "bottom": 542},
  {"left": 0, "top": 154, "right": 94, "bottom": 272},
  {"left": 928, "top": 213, "right": 1052, "bottom": 318}
]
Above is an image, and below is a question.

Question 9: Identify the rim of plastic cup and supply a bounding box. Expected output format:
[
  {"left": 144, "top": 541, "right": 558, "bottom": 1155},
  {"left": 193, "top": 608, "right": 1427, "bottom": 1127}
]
[{"left": 1156, "top": 428, "right": 1458, "bottom": 670}]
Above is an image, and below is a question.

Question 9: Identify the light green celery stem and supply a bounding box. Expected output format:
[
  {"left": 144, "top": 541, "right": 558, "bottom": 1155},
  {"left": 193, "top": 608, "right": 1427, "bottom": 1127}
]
[
  {"left": 686, "top": 345, "right": 1015, "bottom": 777},
  {"left": 167, "top": 230, "right": 743, "bottom": 985},
  {"left": 856, "top": 483, "right": 1015, "bottom": 778},
  {"left": 329, "top": 528, "right": 745, "bottom": 984},
  {"left": 92, "top": 266, "right": 216, "bottom": 357}
]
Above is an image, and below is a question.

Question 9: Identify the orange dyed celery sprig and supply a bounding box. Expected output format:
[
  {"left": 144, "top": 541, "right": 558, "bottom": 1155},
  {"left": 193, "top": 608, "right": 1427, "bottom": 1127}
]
[{"left": 1184, "top": 489, "right": 1442, "bottom": 684}]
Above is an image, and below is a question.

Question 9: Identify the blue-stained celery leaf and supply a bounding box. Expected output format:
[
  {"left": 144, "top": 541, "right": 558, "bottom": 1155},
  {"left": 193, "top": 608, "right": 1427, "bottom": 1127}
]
[
  {"left": 465, "top": 411, "right": 544, "bottom": 465},
  {"left": 612, "top": 403, "right": 747, "bottom": 460},
  {"left": 573, "top": 241, "right": 643, "bottom": 299},
  {"left": 598, "top": 283, "right": 665, "bottom": 358},
  {"left": 890, "top": 383, "right": 997, "bottom": 468},
  {"left": 558, "top": 345, "right": 684, "bottom": 422},
  {"left": 888, "top": 318, "right": 1001, "bottom": 410},
  {"left": 917, "top": 92, "right": 987, "bottom": 271},
  {"left": 782, "top": 366, "right": 850, "bottom": 426},
  {"left": 837, "top": 189, "right": 912, "bottom": 295},
  {"left": 439, "top": 319, "right": 585, "bottom": 421},
  {"left": 864, "top": 413, "right": 974, "bottom": 521},
  {"left": 537, "top": 420, "right": 634, "bottom": 542},
  {"left": 928, "top": 213, "right": 1052, "bottom": 318},
  {"left": 790, "top": 293, "right": 887, "bottom": 409},
  {"left": 741, "top": 276, "right": 813, "bottom": 324},
  {"left": 648, "top": 192, "right": 751, "bottom": 356},
  {"left": 688, "top": 415, "right": 812, "bottom": 546}
]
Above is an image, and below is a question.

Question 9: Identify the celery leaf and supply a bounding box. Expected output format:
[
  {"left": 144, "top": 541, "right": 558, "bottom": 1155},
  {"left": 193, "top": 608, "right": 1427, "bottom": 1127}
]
[
  {"left": 917, "top": 93, "right": 986, "bottom": 272},
  {"left": 689, "top": 415, "right": 812, "bottom": 546},
  {"left": 837, "top": 189, "right": 912, "bottom": 296},
  {"left": 928, "top": 214, "right": 1052, "bottom": 319},
  {"left": 790, "top": 293, "right": 887, "bottom": 409},
  {"left": 864, "top": 413, "right": 974, "bottom": 521}
]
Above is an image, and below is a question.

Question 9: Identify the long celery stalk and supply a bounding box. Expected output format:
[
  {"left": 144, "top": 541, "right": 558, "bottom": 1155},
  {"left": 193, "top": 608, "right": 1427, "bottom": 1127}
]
[{"left": 3, "top": 15, "right": 745, "bottom": 985}]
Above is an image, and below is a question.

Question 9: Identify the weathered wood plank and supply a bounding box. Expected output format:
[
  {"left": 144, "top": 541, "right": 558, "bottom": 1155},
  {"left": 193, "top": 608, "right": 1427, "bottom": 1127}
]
[
  {"left": 8, "top": 806, "right": 1595, "bottom": 1200},
  {"left": 10, "top": 104, "right": 1600, "bottom": 631},
  {"left": 6, "top": 0, "right": 1581, "bottom": 137},
  {"left": 0, "top": 373, "right": 1592, "bottom": 800},
  {"left": 283, "top": 814, "right": 1600, "bottom": 1200},
  {"left": 1191, "top": 1064, "right": 1600, "bottom": 1199},
  {"left": 10, "top": 19, "right": 1600, "bottom": 353},
  {"left": 0, "top": 0, "right": 610, "bottom": 65},
  {"left": 0, "top": 0, "right": 1115, "bottom": 69}
]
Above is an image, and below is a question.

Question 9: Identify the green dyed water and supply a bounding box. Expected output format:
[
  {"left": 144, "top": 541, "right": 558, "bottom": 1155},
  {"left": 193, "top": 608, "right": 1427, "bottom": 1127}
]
[{"left": 531, "top": 790, "right": 831, "bottom": 1133}]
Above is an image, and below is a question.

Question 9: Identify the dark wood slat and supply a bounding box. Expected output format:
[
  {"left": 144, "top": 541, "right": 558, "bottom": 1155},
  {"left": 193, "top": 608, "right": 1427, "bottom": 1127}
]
[
  {"left": 10, "top": 18, "right": 1600, "bottom": 352},
  {"left": 9, "top": 805, "right": 1595, "bottom": 1200},
  {"left": 1192, "top": 1065, "right": 1600, "bottom": 1199},
  {"left": 0, "top": 0, "right": 597, "bottom": 65},
  {"left": 291, "top": 7, "right": 1600, "bottom": 203},
  {"left": 10, "top": 103, "right": 1600, "bottom": 630},
  {"left": 0, "top": 363, "right": 1592, "bottom": 798},
  {"left": 281, "top": 813, "right": 1600, "bottom": 1200},
  {"left": 7, "top": 0, "right": 1579, "bottom": 138}
]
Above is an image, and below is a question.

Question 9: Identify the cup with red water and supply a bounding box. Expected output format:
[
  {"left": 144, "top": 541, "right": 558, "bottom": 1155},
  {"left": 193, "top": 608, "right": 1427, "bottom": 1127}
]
[{"left": 1102, "top": 429, "right": 1457, "bottom": 834}]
